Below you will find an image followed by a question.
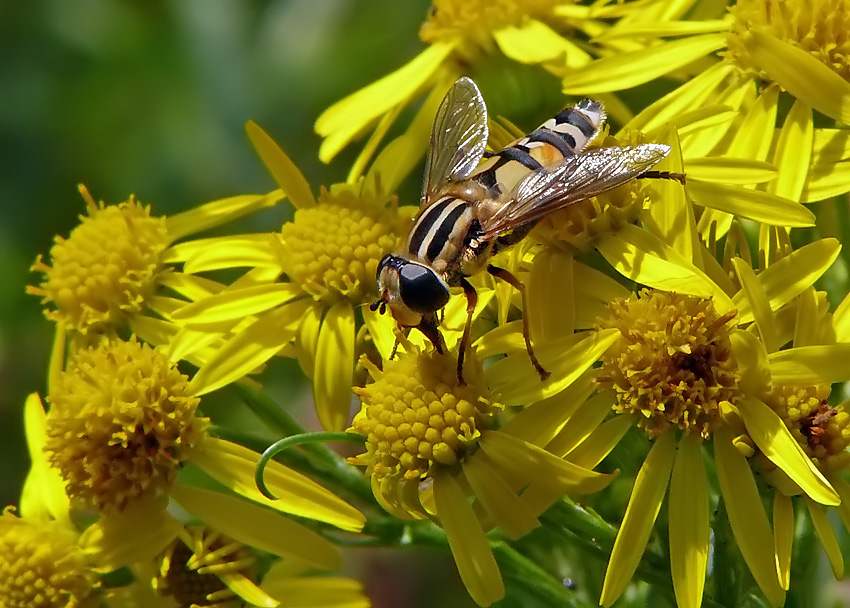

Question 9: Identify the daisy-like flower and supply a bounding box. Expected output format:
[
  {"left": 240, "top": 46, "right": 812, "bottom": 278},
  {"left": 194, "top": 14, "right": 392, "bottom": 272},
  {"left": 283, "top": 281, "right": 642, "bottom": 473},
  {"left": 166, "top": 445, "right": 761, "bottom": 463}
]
[
  {"left": 561, "top": 0, "right": 850, "bottom": 218},
  {"left": 173, "top": 116, "right": 435, "bottom": 431},
  {"left": 41, "top": 336, "right": 365, "bottom": 573},
  {"left": 0, "top": 394, "right": 98, "bottom": 608},
  {"left": 147, "top": 524, "right": 369, "bottom": 608},
  {"left": 348, "top": 293, "right": 620, "bottom": 607},
  {"left": 521, "top": 170, "right": 844, "bottom": 606},
  {"left": 314, "top": 0, "right": 685, "bottom": 164},
  {"left": 27, "top": 184, "right": 283, "bottom": 346}
]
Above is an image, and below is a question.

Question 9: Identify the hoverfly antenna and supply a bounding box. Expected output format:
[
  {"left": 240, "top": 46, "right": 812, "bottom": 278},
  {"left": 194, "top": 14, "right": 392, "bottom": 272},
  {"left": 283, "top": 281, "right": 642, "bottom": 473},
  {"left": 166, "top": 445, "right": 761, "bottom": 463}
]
[{"left": 369, "top": 299, "right": 382, "bottom": 312}]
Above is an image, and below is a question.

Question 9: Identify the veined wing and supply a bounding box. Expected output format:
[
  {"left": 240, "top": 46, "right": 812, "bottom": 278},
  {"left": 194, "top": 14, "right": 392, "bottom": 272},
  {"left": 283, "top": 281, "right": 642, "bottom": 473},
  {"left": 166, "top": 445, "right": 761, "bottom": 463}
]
[
  {"left": 480, "top": 144, "right": 671, "bottom": 237},
  {"left": 422, "top": 77, "right": 489, "bottom": 206}
]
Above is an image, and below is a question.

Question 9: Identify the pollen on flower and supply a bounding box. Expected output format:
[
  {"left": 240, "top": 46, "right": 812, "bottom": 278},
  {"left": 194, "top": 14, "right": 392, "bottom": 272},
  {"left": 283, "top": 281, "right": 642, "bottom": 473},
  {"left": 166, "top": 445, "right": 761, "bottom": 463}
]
[
  {"left": 533, "top": 130, "right": 658, "bottom": 251},
  {"left": 348, "top": 346, "right": 502, "bottom": 490},
  {"left": 153, "top": 528, "right": 254, "bottom": 608},
  {"left": 0, "top": 508, "right": 97, "bottom": 608},
  {"left": 279, "top": 184, "right": 408, "bottom": 305},
  {"left": 27, "top": 186, "right": 169, "bottom": 333},
  {"left": 596, "top": 289, "right": 740, "bottom": 438},
  {"left": 767, "top": 385, "right": 850, "bottom": 473},
  {"left": 420, "top": 0, "right": 563, "bottom": 56},
  {"left": 726, "top": 0, "right": 850, "bottom": 81},
  {"left": 44, "top": 338, "right": 208, "bottom": 512}
]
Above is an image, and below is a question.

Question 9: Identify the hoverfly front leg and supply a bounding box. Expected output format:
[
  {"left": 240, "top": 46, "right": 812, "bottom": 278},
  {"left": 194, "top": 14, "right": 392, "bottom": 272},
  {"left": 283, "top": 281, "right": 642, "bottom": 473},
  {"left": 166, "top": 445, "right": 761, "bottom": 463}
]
[
  {"left": 487, "top": 264, "right": 550, "bottom": 381},
  {"left": 456, "top": 278, "right": 478, "bottom": 385},
  {"left": 638, "top": 170, "right": 686, "bottom": 185}
]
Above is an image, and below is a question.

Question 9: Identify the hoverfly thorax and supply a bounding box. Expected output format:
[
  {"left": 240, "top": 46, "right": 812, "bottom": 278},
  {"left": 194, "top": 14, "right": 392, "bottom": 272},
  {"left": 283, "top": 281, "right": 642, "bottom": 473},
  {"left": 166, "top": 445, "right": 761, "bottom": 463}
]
[{"left": 374, "top": 77, "right": 684, "bottom": 383}]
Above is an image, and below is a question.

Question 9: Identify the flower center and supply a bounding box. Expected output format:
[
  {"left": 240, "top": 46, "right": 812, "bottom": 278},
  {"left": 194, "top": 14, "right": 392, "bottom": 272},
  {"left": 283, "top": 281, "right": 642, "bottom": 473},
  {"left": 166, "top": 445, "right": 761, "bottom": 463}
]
[
  {"left": 0, "top": 510, "right": 96, "bottom": 608},
  {"left": 533, "top": 130, "right": 659, "bottom": 251},
  {"left": 44, "top": 338, "right": 208, "bottom": 512},
  {"left": 420, "top": 0, "right": 564, "bottom": 54},
  {"left": 349, "top": 347, "right": 502, "bottom": 489},
  {"left": 726, "top": 0, "right": 850, "bottom": 81},
  {"left": 154, "top": 528, "right": 254, "bottom": 608},
  {"left": 279, "top": 185, "right": 407, "bottom": 305},
  {"left": 596, "top": 289, "right": 740, "bottom": 438},
  {"left": 767, "top": 385, "right": 850, "bottom": 473},
  {"left": 28, "top": 187, "right": 169, "bottom": 333}
]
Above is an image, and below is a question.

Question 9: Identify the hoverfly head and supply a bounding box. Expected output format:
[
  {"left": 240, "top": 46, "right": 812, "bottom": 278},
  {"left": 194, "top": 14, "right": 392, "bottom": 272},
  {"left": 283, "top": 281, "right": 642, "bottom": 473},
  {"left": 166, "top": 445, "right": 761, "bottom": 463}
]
[{"left": 375, "top": 254, "right": 450, "bottom": 324}]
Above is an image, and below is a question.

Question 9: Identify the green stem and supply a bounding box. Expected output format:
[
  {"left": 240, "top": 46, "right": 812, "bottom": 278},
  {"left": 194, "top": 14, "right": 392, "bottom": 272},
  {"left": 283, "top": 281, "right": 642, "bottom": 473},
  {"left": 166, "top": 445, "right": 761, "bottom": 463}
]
[
  {"left": 208, "top": 424, "right": 313, "bottom": 470},
  {"left": 492, "top": 542, "right": 580, "bottom": 607}
]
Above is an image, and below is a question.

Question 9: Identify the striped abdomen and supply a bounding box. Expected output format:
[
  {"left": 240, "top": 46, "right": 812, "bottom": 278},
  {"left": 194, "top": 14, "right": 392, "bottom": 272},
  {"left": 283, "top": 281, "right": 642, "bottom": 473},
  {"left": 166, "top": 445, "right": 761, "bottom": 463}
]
[
  {"left": 471, "top": 98, "right": 606, "bottom": 196},
  {"left": 406, "top": 195, "right": 475, "bottom": 268}
]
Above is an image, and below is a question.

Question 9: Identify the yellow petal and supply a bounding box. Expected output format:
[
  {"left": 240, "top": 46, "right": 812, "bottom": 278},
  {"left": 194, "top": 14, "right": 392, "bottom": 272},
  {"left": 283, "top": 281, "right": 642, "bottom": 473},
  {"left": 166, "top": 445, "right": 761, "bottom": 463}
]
[
  {"left": 432, "top": 470, "right": 504, "bottom": 607},
  {"left": 686, "top": 180, "right": 814, "bottom": 227},
  {"left": 834, "top": 291, "right": 850, "bottom": 343},
  {"left": 645, "top": 124, "right": 695, "bottom": 263},
  {"left": 743, "top": 30, "right": 850, "bottom": 124},
  {"left": 600, "top": 430, "right": 675, "bottom": 607},
  {"left": 315, "top": 42, "right": 456, "bottom": 162},
  {"left": 546, "top": 392, "right": 614, "bottom": 457},
  {"left": 528, "top": 248, "right": 574, "bottom": 343},
  {"left": 171, "top": 284, "right": 304, "bottom": 324},
  {"left": 361, "top": 305, "right": 398, "bottom": 361},
  {"left": 804, "top": 159, "right": 850, "bottom": 201},
  {"left": 479, "top": 430, "right": 616, "bottom": 496},
  {"left": 188, "top": 437, "right": 365, "bottom": 531},
  {"left": 739, "top": 396, "right": 838, "bottom": 505},
  {"left": 596, "top": 226, "right": 735, "bottom": 313},
  {"left": 597, "top": 20, "right": 731, "bottom": 40},
  {"left": 562, "top": 34, "right": 726, "bottom": 94},
  {"left": 733, "top": 238, "right": 841, "bottom": 324},
  {"left": 485, "top": 329, "right": 619, "bottom": 405},
  {"left": 727, "top": 84, "right": 779, "bottom": 160},
  {"left": 217, "top": 571, "right": 279, "bottom": 608},
  {"left": 20, "top": 393, "right": 70, "bottom": 523},
  {"left": 628, "top": 62, "right": 734, "bottom": 133},
  {"left": 574, "top": 260, "right": 631, "bottom": 302},
  {"left": 714, "top": 427, "right": 785, "bottom": 607},
  {"left": 313, "top": 301, "right": 356, "bottom": 431},
  {"left": 731, "top": 257, "right": 779, "bottom": 353},
  {"left": 564, "top": 414, "right": 633, "bottom": 469},
  {"left": 246, "top": 121, "right": 315, "bottom": 209},
  {"left": 166, "top": 191, "right": 284, "bottom": 242},
  {"left": 188, "top": 299, "right": 312, "bottom": 396},
  {"left": 463, "top": 454, "right": 539, "bottom": 540},
  {"left": 262, "top": 575, "right": 368, "bottom": 608},
  {"left": 164, "top": 233, "right": 276, "bottom": 265},
  {"left": 494, "top": 19, "right": 577, "bottom": 63},
  {"left": 773, "top": 492, "right": 793, "bottom": 590},
  {"left": 792, "top": 287, "right": 819, "bottom": 348},
  {"left": 499, "top": 371, "right": 595, "bottom": 446},
  {"left": 768, "top": 100, "right": 812, "bottom": 201},
  {"left": 768, "top": 344, "right": 850, "bottom": 385},
  {"left": 158, "top": 271, "right": 225, "bottom": 300},
  {"left": 181, "top": 236, "right": 281, "bottom": 275},
  {"left": 669, "top": 433, "right": 709, "bottom": 608},
  {"left": 170, "top": 483, "right": 342, "bottom": 570},
  {"left": 80, "top": 494, "right": 181, "bottom": 572},
  {"left": 683, "top": 157, "right": 777, "bottom": 185},
  {"left": 802, "top": 496, "right": 844, "bottom": 579}
]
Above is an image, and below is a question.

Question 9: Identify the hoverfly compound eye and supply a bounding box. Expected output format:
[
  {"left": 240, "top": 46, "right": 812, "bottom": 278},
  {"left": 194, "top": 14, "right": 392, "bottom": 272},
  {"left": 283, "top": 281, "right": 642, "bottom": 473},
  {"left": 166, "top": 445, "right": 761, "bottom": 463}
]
[{"left": 398, "top": 264, "right": 450, "bottom": 314}]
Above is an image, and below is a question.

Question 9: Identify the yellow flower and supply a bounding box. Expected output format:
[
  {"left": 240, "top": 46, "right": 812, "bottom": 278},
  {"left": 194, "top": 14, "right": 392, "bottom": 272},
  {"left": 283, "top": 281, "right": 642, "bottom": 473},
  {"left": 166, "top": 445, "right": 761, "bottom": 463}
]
[
  {"left": 314, "top": 0, "right": 676, "bottom": 163},
  {"left": 27, "top": 184, "right": 283, "bottom": 345},
  {"left": 0, "top": 395, "right": 98, "bottom": 608},
  {"left": 174, "top": 120, "right": 428, "bottom": 431},
  {"left": 523, "top": 181, "right": 845, "bottom": 607},
  {"left": 348, "top": 304, "right": 618, "bottom": 607},
  {"left": 42, "top": 336, "right": 365, "bottom": 572},
  {"left": 148, "top": 525, "right": 369, "bottom": 608}
]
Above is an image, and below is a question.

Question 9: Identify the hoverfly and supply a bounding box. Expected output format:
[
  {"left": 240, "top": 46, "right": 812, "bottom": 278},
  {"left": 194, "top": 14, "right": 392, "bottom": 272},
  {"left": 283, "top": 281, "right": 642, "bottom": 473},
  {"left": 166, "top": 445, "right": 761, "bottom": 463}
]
[{"left": 372, "top": 77, "right": 684, "bottom": 383}]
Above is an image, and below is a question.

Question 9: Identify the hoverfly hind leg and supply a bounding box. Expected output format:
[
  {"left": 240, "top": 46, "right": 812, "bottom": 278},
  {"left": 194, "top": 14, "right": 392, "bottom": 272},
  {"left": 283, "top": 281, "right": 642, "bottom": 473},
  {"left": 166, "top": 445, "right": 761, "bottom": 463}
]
[
  {"left": 456, "top": 278, "right": 479, "bottom": 386},
  {"left": 487, "top": 264, "right": 550, "bottom": 381},
  {"left": 638, "top": 170, "right": 686, "bottom": 185}
]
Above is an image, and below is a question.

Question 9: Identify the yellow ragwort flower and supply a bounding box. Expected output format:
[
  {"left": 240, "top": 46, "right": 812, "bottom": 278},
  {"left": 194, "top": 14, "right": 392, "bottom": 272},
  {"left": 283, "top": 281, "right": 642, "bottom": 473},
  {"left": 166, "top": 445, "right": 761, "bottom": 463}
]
[
  {"left": 28, "top": 185, "right": 283, "bottom": 346},
  {"left": 41, "top": 336, "right": 364, "bottom": 573}
]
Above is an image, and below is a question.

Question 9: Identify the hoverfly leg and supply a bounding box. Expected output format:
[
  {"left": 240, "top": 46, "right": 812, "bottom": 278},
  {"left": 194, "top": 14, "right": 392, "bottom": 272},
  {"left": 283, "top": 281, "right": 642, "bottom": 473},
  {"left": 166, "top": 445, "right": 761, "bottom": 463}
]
[
  {"left": 638, "top": 170, "right": 686, "bottom": 185},
  {"left": 456, "top": 278, "right": 478, "bottom": 386},
  {"left": 416, "top": 314, "right": 447, "bottom": 356},
  {"left": 389, "top": 327, "right": 410, "bottom": 360},
  {"left": 487, "top": 264, "right": 550, "bottom": 381}
]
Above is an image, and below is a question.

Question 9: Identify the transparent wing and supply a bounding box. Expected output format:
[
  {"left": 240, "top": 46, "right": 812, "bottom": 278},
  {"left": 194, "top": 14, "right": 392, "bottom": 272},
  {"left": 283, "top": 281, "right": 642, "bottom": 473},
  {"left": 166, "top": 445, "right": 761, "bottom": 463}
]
[
  {"left": 480, "top": 144, "right": 671, "bottom": 237},
  {"left": 422, "top": 77, "right": 489, "bottom": 206}
]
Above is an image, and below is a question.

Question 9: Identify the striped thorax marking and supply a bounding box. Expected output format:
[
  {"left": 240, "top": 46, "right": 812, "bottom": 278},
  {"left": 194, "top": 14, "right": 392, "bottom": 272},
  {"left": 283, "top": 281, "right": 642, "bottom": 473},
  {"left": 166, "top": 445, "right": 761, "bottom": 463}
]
[{"left": 407, "top": 196, "right": 474, "bottom": 265}]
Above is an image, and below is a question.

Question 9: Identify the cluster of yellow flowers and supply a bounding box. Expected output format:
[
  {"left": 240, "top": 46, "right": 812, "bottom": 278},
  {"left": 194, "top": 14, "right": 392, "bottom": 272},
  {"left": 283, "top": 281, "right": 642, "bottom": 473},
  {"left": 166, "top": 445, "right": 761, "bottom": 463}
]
[{"left": 9, "top": 0, "right": 850, "bottom": 607}]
